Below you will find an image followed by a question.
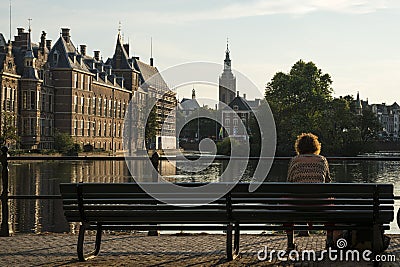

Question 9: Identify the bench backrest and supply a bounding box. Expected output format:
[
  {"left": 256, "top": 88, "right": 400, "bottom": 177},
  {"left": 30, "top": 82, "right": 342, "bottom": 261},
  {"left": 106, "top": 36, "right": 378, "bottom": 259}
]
[
  {"left": 60, "top": 182, "right": 394, "bottom": 226},
  {"left": 60, "top": 183, "right": 229, "bottom": 224},
  {"left": 228, "top": 183, "right": 394, "bottom": 225}
]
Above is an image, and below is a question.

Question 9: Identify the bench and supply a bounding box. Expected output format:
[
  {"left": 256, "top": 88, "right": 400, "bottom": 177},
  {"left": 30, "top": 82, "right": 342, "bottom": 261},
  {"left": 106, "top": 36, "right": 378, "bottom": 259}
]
[
  {"left": 228, "top": 183, "right": 394, "bottom": 258},
  {"left": 59, "top": 182, "right": 235, "bottom": 261},
  {"left": 60, "top": 182, "right": 394, "bottom": 262}
]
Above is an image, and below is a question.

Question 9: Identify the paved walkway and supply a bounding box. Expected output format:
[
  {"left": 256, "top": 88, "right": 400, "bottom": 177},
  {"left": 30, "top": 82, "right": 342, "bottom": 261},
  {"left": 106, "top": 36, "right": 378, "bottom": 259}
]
[{"left": 0, "top": 232, "right": 399, "bottom": 266}]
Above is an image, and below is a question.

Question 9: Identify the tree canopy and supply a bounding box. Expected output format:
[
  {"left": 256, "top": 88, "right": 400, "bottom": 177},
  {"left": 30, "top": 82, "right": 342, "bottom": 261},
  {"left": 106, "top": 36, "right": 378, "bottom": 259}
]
[{"left": 265, "top": 60, "right": 381, "bottom": 156}]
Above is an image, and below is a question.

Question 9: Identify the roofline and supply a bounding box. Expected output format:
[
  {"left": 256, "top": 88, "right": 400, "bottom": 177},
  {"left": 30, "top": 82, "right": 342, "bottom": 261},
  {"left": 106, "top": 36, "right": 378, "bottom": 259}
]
[{"left": 92, "top": 80, "right": 131, "bottom": 93}]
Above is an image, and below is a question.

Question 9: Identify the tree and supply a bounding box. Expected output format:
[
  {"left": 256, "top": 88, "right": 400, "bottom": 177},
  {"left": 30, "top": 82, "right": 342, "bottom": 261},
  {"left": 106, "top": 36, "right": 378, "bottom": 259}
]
[
  {"left": 360, "top": 108, "right": 382, "bottom": 143},
  {"left": 145, "top": 99, "right": 158, "bottom": 149},
  {"left": 265, "top": 60, "right": 333, "bottom": 155},
  {"left": 265, "top": 60, "right": 380, "bottom": 156},
  {"left": 53, "top": 130, "right": 74, "bottom": 153},
  {"left": 0, "top": 113, "right": 18, "bottom": 146}
]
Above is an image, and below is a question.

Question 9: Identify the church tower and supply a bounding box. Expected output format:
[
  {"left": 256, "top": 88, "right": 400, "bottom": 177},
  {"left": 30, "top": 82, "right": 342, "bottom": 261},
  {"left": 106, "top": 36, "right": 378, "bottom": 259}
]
[{"left": 219, "top": 40, "right": 236, "bottom": 109}]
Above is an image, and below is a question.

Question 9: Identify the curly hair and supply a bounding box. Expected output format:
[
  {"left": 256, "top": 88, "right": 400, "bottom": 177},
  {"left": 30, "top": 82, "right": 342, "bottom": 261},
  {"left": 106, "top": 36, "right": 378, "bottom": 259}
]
[{"left": 294, "top": 133, "right": 321, "bottom": 155}]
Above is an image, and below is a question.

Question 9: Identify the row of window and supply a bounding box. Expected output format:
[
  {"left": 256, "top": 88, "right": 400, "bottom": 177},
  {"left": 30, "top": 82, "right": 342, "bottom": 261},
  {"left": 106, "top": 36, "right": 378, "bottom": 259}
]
[
  {"left": 73, "top": 96, "right": 127, "bottom": 118},
  {"left": 74, "top": 73, "right": 91, "bottom": 90},
  {"left": 2, "top": 87, "right": 17, "bottom": 112},
  {"left": 223, "top": 117, "right": 247, "bottom": 126},
  {"left": 21, "top": 90, "right": 54, "bottom": 112},
  {"left": 73, "top": 120, "right": 123, "bottom": 138},
  {"left": 21, "top": 118, "right": 54, "bottom": 136}
]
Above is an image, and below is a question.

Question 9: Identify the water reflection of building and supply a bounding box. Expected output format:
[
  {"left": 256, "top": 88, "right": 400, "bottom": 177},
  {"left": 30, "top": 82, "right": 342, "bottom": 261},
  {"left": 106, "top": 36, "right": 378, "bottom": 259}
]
[
  {"left": 10, "top": 161, "right": 67, "bottom": 233},
  {"left": 8, "top": 159, "right": 177, "bottom": 233}
]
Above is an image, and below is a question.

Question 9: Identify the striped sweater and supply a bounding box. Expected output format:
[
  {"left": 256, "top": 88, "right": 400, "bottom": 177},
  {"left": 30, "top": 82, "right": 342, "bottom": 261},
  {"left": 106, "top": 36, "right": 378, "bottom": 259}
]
[{"left": 287, "top": 154, "right": 331, "bottom": 183}]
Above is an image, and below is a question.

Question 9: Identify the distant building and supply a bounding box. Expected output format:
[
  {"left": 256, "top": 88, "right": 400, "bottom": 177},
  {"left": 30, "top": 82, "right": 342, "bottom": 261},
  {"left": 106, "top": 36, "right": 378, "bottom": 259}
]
[
  {"left": 178, "top": 88, "right": 200, "bottom": 117},
  {"left": 219, "top": 42, "right": 236, "bottom": 109},
  {"left": 217, "top": 42, "right": 260, "bottom": 141},
  {"left": 131, "top": 56, "right": 176, "bottom": 150},
  {"left": 372, "top": 102, "right": 400, "bottom": 138},
  {"left": 221, "top": 91, "right": 253, "bottom": 141}
]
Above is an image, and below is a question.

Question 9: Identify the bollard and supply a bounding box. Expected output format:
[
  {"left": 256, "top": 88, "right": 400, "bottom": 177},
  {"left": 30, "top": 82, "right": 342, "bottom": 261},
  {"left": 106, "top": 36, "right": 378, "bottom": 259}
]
[{"left": 0, "top": 146, "right": 10, "bottom": 237}]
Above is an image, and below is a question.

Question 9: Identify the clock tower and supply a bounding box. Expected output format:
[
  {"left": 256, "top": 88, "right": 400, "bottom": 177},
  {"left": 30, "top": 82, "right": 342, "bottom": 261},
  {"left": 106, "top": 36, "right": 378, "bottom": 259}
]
[{"left": 219, "top": 41, "right": 236, "bottom": 109}]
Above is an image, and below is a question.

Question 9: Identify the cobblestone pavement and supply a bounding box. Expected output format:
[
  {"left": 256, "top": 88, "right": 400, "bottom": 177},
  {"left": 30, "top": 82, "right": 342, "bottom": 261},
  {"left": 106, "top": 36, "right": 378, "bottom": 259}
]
[{"left": 0, "top": 232, "right": 399, "bottom": 267}]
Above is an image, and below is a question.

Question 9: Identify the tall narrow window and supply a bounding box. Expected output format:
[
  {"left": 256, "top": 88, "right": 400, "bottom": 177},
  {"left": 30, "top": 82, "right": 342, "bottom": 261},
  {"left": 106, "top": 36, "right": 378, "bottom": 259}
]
[
  {"left": 49, "top": 95, "right": 53, "bottom": 112},
  {"left": 74, "top": 95, "right": 78, "bottom": 113},
  {"left": 74, "top": 73, "right": 78, "bottom": 88},
  {"left": 87, "top": 76, "right": 91, "bottom": 90},
  {"left": 99, "top": 98, "right": 102, "bottom": 116},
  {"left": 81, "top": 120, "right": 84, "bottom": 136},
  {"left": 88, "top": 98, "right": 91, "bottom": 114},
  {"left": 81, "top": 97, "right": 84, "bottom": 114},
  {"left": 30, "top": 91, "right": 36, "bottom": 109},
  {"left": 23, "top": 91, "right": 27, "bottom": 109},
  {"left": 74, "top": 120, "right": 78, "bottom": 136},
  {"left": 93, "top": 97, "right": 96, "bottom": 115}
]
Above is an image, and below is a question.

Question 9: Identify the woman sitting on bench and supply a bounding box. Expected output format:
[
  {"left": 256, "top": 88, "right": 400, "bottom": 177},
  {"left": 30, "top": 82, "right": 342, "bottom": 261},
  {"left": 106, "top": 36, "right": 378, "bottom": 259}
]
[{"left": 286, "top": 132, "right": 333, "bottom": 251}]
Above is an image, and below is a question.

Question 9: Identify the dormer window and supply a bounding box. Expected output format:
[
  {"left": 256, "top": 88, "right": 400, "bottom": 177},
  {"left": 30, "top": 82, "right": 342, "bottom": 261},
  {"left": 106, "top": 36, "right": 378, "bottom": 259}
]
[
  {"left": 233, "top": 105, "right": 238, "bottom": 111},
  {"left": 53, "top": 51, "right": 59, "bottom": 64}
]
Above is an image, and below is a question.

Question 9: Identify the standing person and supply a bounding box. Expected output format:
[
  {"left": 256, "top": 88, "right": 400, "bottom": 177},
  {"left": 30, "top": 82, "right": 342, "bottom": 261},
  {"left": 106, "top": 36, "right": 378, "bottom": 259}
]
[{"left": 286, "top": 133, "right": 332, "bottom": 251}]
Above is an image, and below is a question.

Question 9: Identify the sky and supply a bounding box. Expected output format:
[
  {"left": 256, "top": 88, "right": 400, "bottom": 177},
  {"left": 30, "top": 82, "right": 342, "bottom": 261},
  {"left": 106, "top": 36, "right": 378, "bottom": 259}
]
[{"left": 1, "top": 0, "right": 400, "bottom": 105}]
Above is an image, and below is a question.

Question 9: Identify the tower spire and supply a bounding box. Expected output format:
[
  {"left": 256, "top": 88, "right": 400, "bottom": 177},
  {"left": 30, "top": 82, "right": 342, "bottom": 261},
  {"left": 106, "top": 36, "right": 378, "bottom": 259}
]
[
  {"left": 9, "top": 0, "right": 12, "bottom": 42},
  {"left": 150, "top": 37, "right": 154, "bottom": 66},
  {"left": 192, "top": 84, "right": 196, "bottom": 99},
  {"left": 25, "top": 18, "right": 34, "bottom": 57},
  {"left": 224, "top": 38, "right": 231, "bottom": 71}
]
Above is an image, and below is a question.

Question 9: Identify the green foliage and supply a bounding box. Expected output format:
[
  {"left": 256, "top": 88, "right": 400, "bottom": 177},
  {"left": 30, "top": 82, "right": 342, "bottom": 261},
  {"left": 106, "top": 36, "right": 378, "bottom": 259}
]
[
  {"left": 265, "top": 60, "right": 380, "bottom": 156},
  {"left": 178, "top": 107, "right": 220, "bottom": 140},
  {"left": 53, "top": 130, "right": 74, "bottom": 153},
  {"left": 217, "top": 137, "right": 232, "bottom": 155},
  {"left": 216, "top": 137, "right": 249, "bottom": 156},
  {"left": 0, "top": 113, "right": 18, "bottom": 146},
  {"left": 145, "top": 99, "right": 158, "bottom": 149}
]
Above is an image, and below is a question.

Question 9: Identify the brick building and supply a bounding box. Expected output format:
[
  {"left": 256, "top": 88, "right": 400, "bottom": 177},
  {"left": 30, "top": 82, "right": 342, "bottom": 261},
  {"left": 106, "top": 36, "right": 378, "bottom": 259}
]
[{"left": 0, "top": 25, "right": 176, "bottom": 152}]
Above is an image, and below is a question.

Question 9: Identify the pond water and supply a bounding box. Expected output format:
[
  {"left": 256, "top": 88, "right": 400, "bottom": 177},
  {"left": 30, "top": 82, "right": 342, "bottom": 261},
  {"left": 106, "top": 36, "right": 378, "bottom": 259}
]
[{"left": 4, "top": 153, "right": 400, "bottom": 234}]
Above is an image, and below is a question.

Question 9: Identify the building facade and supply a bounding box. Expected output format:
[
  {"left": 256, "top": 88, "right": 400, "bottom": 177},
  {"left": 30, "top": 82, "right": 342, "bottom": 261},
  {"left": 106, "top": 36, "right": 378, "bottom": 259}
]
[
  {"left": 219, "top": 43, "right": 236, "bottom": 109},
  {"left": 0, "top": 26, "right": 175, "bottom": 152}
]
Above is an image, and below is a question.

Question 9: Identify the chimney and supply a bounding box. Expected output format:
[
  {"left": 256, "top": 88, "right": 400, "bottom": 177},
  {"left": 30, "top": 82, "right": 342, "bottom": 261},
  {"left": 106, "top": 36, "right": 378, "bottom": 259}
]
[
  {"left": 243, "top": 93, "right": 246, "bottom": 99},
  {"left": 40, "top": 31, "right": 46, "bottom": 52},
  {"left": 94, "top": 50, "right": 100, "bottom": 61},
  {"left": 150, "top": 58, "right": 154, "bottom": 66},
  {"left": 123, "top": 43, "right": 129, "bottom": 56},
  {"left": 80, "top": 45, "right": 87, "bottom": 56},
  {"left": 237, "top": 91, "right": 239, "bottom": 97},
  {"left": 46, "top": 40, "right": 52, "bottom": 51},
  {"left": 61, "top": 28, "right": 70, "bottom": 43}
]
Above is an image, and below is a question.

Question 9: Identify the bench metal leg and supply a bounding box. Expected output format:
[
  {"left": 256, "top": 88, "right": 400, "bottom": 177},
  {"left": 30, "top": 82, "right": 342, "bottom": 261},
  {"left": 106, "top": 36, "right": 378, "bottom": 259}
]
[
  {"left": 226, "top": 223, "right": 240, "bottom": 261},
  {"left": 77, "top": 222, "right": 102, "bottom": 261},
  {"left": 234, "top": 223, "right": 240, "bottom": 256},
  {"left": 226, "top": 223, "right": 233, "bottom": 261}
]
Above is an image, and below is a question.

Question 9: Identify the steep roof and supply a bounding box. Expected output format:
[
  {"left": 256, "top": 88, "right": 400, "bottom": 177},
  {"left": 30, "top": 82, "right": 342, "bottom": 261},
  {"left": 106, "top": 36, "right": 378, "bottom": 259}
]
[
  {"left": 0, "top": 53, "right": 5, "bottom": 72},
  {"left": 225, "top": 96, "right": 252, "bottom": 111},
  {"left": 134, "top": 58, "right": 169, "bottom": 91},
  {"left": 48, "top": 35, "right": 90, "bottom": 72},
  {"left": 179, "top": 98, "right": 200, "bottom": 111}
]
